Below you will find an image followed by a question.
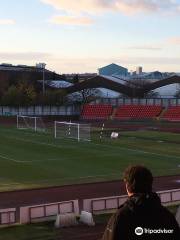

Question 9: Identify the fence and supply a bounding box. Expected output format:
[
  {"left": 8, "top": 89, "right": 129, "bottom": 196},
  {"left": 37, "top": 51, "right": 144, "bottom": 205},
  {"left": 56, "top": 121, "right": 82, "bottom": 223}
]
[
  {"left": 158, "top": 189, "right": 180, "bottom": 204},
  {"left": 84, "top": 188, "right": 180, "bottom": 214},
  {"left": 0, "top": 105, "right": 81, "bottom": 116},
  {"left": 20, "top": 200, "right": 79, "bottom": 224},
  {"left": 0, "top": 189, "right": 179, "bottom": 226},
  {"left": 92, "top": 98, "right": 180, "bottom": 107},
  {"left": 0, "top": 208, "right": 16, "bottom": 226}
]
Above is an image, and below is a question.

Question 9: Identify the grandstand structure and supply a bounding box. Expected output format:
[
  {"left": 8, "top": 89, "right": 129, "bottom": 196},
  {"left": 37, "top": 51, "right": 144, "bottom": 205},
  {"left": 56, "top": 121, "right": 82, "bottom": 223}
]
[
  {"left": 81, "top": 104, "right": 180, "bottom": 121},
  {"left": 63, "top": 75, "right": 180, "bottom": 98}
]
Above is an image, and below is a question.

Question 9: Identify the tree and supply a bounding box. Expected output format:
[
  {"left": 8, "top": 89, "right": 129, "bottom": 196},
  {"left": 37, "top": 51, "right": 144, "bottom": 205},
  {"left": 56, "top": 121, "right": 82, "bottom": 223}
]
[
  {"left": 38, "top": 89, "right": 66, "bottom": 105},
  {"left": 1, "top": 81, "right": 37, "bottom": 106},
  {"left": 0, "top": 74, "right": 9, "bottom": 101},
  {"left": 67, "top": 88, "right": 102, "bottom": 104},
  {"left": 1, "top": 85, "right": 22, "bottom": 106}
]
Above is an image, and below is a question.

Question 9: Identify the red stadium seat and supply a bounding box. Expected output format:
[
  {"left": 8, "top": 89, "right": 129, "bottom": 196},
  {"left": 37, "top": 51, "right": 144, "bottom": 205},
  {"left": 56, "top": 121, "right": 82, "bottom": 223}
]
[
  {"left": 114, "top": 105, "right": 162, "bottom": 120},
  {"left": 81, "top": 104, "right": 113, "bottom": 120},
  {"left": 162, "top": 106, "right": 180, "bottom": 121}
]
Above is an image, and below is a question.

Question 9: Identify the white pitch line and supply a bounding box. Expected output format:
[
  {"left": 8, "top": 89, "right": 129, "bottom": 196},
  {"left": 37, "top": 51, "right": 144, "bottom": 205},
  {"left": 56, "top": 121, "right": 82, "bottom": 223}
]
[
  {"left": 0, "top": 154, "right": 31, "bottom": 163},
  {"left": 16, "top": 168, "right": 180, "bottom": 185},
  {"left": 0, "top": 182, "right": 22, "bottom": 186},
  {"left": 7, "top": 136, "right": 63, "bottom": 149},
  {"left": 5, "top": 135, "right": 180, "bottom": 161},
  {"left": 34, "top": 158, "right": 65, "bottom": 162},
  {"left": 118, "top": 146, "right": 180, "bottom": 160},
  {"left": 91, "top": 141, "right": 180, "bottom": 160},
  {"left": 17, "top": 172, "right": 122, "bottom": 184}
]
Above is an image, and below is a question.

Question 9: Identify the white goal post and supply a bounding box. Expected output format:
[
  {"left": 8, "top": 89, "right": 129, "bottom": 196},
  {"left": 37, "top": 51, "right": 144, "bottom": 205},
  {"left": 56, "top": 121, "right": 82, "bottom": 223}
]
[
  {"left": 54, "top": 121, "right": 91, "bottom": 142},
  {"left": 17, "top": 115, "right": 45, "bottom": 132}
]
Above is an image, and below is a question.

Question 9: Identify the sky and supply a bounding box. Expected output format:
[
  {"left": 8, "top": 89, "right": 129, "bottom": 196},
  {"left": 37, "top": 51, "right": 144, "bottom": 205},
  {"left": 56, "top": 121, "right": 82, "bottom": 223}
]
[{"left": 0, "top": 0, "right": 180, "bottom": 74}]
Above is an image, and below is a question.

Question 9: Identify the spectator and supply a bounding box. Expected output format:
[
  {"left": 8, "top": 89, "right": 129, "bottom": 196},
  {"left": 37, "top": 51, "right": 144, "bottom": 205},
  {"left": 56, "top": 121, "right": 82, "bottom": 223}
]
[{"left": 102, "top": 165, "right": 180, "bottom": 240}]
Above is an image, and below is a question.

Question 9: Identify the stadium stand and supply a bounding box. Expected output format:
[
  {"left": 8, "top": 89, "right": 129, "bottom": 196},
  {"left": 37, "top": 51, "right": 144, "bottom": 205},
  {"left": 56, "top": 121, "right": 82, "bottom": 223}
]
[
  {"left": 81, "top": 104, "right": 162, "bottom": 120},
  {"left": 114, "top": 105, "right": 162, "bottom": 120},
  {"left": 162, "top": 106, "right": 180, "bottom": 121},
  {"left": 81, "top": 104, "right": 113, "bottom": 120}
]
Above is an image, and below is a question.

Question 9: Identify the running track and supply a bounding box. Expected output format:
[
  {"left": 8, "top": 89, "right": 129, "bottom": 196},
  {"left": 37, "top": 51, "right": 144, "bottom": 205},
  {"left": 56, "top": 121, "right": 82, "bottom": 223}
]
[{"left": 0, "top": 175, "right": 179, "bottom": 209}]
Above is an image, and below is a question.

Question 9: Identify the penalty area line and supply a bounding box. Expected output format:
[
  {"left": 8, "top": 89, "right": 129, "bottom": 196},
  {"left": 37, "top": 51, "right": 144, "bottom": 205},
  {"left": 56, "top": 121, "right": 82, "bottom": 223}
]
[{"left": 0, "top": 154, "right": 31, "bottom": 163}]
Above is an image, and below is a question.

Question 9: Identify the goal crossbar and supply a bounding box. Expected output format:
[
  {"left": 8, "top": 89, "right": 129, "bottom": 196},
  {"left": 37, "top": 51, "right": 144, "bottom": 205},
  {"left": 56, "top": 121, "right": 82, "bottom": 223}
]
[
  {"left": 54, "top": 121, "right": 91, "bottom": 142},
  {"left": 17, "top": 115, "right": 45, "bottom": 132}
]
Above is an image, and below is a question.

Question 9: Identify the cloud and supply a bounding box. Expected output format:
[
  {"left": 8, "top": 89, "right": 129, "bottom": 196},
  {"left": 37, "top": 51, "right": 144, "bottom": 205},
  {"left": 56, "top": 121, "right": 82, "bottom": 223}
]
[
  {"left": 125, "top": 56, "right": 180, "bottom": 65},
  {"left": 49, "top": 56, "right": 180, "bottom": 74},
  {"left": 167, "top": 37, "right": 180, "bottom": 45},
  {"left": 49, "top": 15, "right": 93, "bottom": 26},
  {"left": 0, "top": 19, "right": 15, "bottom": 25},
  {"left": 41, "top": 0, "right": 109, "bottom": 14},
  {"left": 41, "top": 0, "right": 180, "bottom": 15},
  {"left": 128, "top": 45, "right": 162, "bottom": 50},
  {"left": 0, "top": 52, "right": 51, "bottom": 61}
]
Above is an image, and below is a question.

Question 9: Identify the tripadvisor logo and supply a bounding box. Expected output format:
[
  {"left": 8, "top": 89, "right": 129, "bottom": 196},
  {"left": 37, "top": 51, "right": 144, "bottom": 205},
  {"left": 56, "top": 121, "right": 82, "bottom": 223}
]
[
  {"left": 135, "top": 227, "right": 174, "bottom": 235},
  {"left": 135, "top": 227, "right": 143, "bottom": 235}
]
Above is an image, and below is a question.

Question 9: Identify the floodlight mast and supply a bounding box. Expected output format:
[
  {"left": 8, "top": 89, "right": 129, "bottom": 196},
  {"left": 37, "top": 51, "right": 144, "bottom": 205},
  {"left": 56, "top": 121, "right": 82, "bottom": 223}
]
[
  {"left": 42, "top": 63, "right": 46, "bottom": 95},
  {"left": 54, "top": 121, "right": 57, "bottom": 139},
  {"left": 36, "top": 63, "right": 46, "bottom": 95}
]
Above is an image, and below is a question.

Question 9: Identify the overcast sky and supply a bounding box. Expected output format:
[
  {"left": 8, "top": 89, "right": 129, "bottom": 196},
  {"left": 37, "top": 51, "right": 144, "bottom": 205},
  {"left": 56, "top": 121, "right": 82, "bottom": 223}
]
[{"left": 0, "top": 0, "right": 180, "bottom": 73}]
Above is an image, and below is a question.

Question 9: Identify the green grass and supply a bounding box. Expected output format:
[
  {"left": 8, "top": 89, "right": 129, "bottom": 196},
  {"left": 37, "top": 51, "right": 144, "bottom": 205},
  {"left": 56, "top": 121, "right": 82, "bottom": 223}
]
[
  {"left": 0, "top": 222, "right": 57, "bottom": 240},
  {"left": 0, "top": 126, "right": 180, "bottom": 191}
]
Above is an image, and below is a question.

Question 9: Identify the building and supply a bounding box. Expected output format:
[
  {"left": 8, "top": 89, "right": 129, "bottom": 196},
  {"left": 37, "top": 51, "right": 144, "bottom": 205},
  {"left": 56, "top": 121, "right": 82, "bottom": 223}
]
[
  {"left": 98, "top": 63, "right": 128, "bottom": 77},
  {"left": 0, "top": 63, "right": 63, "bottom": 83},
  {"left": 136, "top": 66, "right": 143, "bottom": 75}
]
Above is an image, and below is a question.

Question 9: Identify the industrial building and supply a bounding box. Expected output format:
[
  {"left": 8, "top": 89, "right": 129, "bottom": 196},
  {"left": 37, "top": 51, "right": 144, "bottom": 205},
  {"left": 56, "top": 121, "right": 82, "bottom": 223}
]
[{"left": 98, "top": 63, "right": 128, "bottom": 77}]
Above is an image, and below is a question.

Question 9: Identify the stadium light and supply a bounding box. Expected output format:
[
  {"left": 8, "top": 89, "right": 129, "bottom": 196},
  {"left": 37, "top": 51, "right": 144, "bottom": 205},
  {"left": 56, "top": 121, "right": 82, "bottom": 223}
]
[{"left": 42, "top": 63, "right": 46, "bottom": 95}]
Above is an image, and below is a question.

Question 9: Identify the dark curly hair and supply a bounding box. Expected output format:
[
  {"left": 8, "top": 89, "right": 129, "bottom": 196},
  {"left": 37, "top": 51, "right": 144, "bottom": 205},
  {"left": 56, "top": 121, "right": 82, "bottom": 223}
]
[{"left": 123, "top": 165, "right": 153, "bottom": 194}]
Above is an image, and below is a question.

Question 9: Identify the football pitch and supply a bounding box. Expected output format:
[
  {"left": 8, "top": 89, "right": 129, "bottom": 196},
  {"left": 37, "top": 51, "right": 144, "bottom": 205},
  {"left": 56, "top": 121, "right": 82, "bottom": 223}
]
[{"left": 0, "top": 125, "right": 180, "bottom": 191}]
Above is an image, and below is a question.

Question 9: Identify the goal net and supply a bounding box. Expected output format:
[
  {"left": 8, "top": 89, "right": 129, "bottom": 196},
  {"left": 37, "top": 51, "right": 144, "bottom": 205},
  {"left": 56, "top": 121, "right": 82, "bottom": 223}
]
[
  {"left": 54, "top": 121, "right": 91, "bottom": 141},
  {"left": 17, "top": 115, "right": 45, "bottom": 132}
]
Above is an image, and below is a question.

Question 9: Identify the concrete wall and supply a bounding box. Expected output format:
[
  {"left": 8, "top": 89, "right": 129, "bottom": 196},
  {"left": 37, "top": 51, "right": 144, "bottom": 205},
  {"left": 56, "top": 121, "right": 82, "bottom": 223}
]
[
  {"left": 20, "top": 200, "right": 79, "bottom": 224},
  {"left": 0, "top": 208, "right": 16, "bottom": 226},
  {"left": 84, "top": 189, "right": 180, "bottom": 214}
]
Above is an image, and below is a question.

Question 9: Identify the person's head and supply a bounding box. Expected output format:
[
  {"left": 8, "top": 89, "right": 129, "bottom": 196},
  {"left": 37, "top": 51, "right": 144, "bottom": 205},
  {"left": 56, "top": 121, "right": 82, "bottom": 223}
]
[{"left": 123, "top": 165, "right": 153, "bottom": 196}]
